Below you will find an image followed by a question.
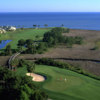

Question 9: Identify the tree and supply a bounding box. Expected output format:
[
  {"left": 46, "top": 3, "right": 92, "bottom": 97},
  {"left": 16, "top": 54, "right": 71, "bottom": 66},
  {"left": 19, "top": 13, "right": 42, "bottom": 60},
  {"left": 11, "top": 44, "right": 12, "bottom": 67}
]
[
  {"left": 62, "top": 28, "right": 70, "bottom": 33},
  {"left": 51, "top": 27, "right": 63, "bottom": 36},
  {"left": 37, "top": 42, "right": 47, "bottom": 53},
  {"left": 43, "top": 31, "right": 51, "bottom": 42},
  {"left": 33, "top": 25, "right": 37, "bottom": 29},
  {"left": 18, "top": 59, "right": 27, "bottom": 67},
  {"left": 43, "top": 27, "right": 63, "bottom": 46},
  {"left": 31, "top": 90, "right": 48, "bottom": 100},
  {"left": 61, "top": 24, "right": 64, "bottom": 27},
  {"left": 26, "top": 39, "right": 33, "bottom": 47},
  {"left": 0, "top": 67, "right": 48, "bottom": 100},
  {"left": 25, "top": 39, "right": 33, "bottom": 49},
  {"left": 48, "top": 37, "right": 55, "bottom": 46},
  {"left": 20, "top": 90, "right": 29, "bottom": 100},
  {"left": 5, "top": 45, "right": 12, "bottom": 55},
  {"left": 11, "top": 59, "right": 19, "bottom": 71},
  {"left": 25, "top": 39, "right": 37, "bottom": 54},
  {"left": 17, "top": 39, "right": 25, "bottom": 51},
  {"left": 27, "top": 62, "right": 35, "bottom": 74},
  {"left": 44, "top": 24, "right": 48, "bottom": 28},
  {"left": 35, "top": 35, "right": 39, "bottom": 41}
]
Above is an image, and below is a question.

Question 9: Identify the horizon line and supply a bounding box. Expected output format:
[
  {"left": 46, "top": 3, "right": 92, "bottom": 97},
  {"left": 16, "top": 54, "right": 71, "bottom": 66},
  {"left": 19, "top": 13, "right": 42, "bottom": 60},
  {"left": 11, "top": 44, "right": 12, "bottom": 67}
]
[{"left": 0, "top": 11, "right": 100, "bottom": 13}]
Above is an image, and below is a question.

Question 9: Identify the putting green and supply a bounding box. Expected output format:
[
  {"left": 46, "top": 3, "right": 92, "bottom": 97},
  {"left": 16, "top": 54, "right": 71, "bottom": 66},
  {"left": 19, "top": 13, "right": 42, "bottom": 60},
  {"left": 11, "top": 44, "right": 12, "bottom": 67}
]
[
  {"left": 35, "top": 65, "right": 100, "bottom": 100},
  {"left": 43, "top": 72, "right": 84, "bottom": 92}
]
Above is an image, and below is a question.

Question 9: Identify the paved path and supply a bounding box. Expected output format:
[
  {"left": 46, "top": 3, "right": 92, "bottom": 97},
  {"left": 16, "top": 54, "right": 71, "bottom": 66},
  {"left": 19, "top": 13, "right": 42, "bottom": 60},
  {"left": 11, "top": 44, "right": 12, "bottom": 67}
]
[{"left": 8, "top": 52, "right": 20, "bottom": 70}]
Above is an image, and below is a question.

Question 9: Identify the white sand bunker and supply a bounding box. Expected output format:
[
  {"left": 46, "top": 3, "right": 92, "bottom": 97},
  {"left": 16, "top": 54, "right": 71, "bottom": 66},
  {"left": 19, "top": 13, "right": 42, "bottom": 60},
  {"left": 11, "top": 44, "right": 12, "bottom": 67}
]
[{"left": 26, "top": 73, "right": 45, "bottom": 82}]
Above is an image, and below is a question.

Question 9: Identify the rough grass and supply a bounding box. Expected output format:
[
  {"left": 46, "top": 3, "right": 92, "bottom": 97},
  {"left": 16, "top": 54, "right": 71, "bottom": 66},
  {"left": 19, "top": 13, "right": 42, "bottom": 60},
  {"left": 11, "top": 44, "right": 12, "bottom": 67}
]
[
  {"left": 34, "top": 65, "right": 100, "bottom": 100},
  {"left": 0, "top": 28, "right": 50, "bottom": 49},
  {"left": 93, "top": 40, "right": 100, "bottom": 50}
]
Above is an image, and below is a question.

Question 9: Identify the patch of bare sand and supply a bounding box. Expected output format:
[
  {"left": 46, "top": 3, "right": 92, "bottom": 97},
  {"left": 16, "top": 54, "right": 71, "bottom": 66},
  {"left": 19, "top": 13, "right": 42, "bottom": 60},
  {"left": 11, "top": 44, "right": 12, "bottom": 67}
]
[{"left": 26, "top": 73, "right": 45, "bottom": 82}]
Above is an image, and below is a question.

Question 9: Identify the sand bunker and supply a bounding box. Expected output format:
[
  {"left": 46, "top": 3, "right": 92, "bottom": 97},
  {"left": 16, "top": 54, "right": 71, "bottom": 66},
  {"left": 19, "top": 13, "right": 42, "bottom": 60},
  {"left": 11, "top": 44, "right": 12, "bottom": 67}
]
[{"left": 26, "top": 73, "right": 45, "bottom": 82}]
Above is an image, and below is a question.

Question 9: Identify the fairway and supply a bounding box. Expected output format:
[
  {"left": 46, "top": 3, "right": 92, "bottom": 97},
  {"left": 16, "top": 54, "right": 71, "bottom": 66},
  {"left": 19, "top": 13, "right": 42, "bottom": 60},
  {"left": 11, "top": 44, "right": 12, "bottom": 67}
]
[
  {"left": 0, "top": 28, "right": 50, "bottom": 49},
  {"left": 34, "top": 65, "right": 100, "bottom": 100}
]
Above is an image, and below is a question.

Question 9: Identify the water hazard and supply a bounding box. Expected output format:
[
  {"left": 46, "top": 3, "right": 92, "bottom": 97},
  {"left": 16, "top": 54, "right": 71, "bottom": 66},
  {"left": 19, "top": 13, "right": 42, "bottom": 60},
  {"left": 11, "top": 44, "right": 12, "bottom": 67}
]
[{"left": 0, "top": 40, "right": 12, "bottom": 49}]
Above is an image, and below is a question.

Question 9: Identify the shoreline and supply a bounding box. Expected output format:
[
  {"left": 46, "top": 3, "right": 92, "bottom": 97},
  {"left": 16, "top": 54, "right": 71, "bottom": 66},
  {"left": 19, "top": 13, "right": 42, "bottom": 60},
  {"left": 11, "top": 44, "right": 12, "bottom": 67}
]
[{"left": 16, "top": 27, "right": 100, "bottom": 31}]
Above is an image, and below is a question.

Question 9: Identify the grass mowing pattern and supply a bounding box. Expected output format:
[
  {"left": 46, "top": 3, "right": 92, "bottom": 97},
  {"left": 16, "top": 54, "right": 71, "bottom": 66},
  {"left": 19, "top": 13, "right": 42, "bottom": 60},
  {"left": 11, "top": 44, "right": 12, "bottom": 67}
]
[{"left": 34, "top": 65, "right": 100, "bottom": 100}]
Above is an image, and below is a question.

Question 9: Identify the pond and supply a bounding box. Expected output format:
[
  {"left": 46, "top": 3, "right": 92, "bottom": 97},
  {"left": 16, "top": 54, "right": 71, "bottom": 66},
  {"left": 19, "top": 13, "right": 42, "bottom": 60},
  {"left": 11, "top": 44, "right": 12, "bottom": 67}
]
[{"left": 0, "top": 40, "right": 12, "bottom": 49}]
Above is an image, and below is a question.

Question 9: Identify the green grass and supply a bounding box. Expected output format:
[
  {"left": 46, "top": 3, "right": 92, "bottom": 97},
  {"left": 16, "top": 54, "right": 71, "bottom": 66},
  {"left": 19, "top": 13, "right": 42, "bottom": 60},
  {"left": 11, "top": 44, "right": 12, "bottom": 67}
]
[
  {"left": 15, "top": 66, "right": 27, "bottom": 76},
  {"left": 0, "top": 28, "right": 50, "bottom": 49},
  {"left": 15, "top": 64, "right": 100, "bottom": 100},
  {"left": 34, "top": 65, "right": 100, "bottom": 100}
]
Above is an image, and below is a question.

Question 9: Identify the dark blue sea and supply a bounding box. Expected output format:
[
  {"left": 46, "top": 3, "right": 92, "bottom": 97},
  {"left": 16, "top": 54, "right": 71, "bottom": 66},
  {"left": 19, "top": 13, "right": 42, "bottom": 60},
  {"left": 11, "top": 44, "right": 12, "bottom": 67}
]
[{"left": 0, "top": 12, "right": 100, "bottom": 30}]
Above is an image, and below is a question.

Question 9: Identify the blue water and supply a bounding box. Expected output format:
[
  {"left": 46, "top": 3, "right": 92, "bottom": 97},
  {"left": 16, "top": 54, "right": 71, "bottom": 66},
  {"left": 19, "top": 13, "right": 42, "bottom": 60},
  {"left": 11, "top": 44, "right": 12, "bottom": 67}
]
[
  {"left": 0, "top": 12, "right": 100, "bottom": 30},
  {"left": 0, "top": 40, "right": 12, "bottom": 49}
]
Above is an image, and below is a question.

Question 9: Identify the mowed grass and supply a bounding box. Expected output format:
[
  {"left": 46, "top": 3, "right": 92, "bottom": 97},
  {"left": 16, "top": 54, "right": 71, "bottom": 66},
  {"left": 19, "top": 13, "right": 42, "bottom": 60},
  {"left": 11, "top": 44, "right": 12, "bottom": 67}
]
[
  {"left": 34, "top": 65, "right": 100, "bottom": 100},
  {"left": 0, "top": 28, "right": 50, "bottom": 49},
  {"left": 15, "top": 65, "right": 100, "bottom": 100}
]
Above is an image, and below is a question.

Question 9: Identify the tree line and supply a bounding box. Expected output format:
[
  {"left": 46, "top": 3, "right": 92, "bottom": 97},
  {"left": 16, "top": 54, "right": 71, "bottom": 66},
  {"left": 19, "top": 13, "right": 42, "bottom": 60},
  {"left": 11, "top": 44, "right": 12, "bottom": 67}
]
[
  {"left": 11, "top": 59, "right": 35, "bottom": 73},
  {"left": 35, "top": 58, "right": 100, "bottom": 80},
  {"left": 43, "top": 27, "right": 83, "bottom": 47},
  {"left": 0, "top": 66, "right": 48, "bottom": 100},
  {"left": 0, "top": 27, "right": 83, "bottom": 55}
]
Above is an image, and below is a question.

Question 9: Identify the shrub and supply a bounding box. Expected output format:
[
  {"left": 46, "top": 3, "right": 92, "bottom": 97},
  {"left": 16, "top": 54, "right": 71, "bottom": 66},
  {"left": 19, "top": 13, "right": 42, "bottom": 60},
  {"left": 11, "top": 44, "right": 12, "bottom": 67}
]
[
  {"left": 0, "top": 67, "right": 48, "bottom": 100},
  {"left": 35, "top": 58, "right": 100, "bottom": 80}
]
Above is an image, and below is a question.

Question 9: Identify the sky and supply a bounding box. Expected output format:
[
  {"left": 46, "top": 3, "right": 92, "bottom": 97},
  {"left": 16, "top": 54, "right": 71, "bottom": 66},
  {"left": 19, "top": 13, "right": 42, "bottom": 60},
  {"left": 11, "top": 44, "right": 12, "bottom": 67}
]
[{"left": 0, "top": 0, "right": 100, "bottom": 12}]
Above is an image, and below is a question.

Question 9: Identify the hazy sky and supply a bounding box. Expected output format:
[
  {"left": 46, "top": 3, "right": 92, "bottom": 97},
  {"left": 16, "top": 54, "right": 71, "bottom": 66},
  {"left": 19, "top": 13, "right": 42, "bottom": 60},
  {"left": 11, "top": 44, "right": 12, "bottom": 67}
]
[{"left": 0, "top": 0, "right": 100, "bottom": 12}]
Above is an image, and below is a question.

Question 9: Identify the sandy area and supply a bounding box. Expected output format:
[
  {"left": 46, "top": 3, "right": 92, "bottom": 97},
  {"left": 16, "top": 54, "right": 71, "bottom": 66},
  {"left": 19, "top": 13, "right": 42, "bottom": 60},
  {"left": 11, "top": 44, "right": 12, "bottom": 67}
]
[{"left": 26, "top": 73, "right": 45, "bottom": 82}]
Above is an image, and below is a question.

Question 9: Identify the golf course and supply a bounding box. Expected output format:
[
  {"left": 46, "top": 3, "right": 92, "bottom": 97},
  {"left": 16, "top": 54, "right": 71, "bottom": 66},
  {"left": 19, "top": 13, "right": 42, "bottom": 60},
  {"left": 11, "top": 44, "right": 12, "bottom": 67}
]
[
  {"left": 0, "top": 28, "right": 50, "bottom": 49},
  {"left": 1, "top": 1, "right": 100, "bottom": 100},
  {"left": 1, "top": 28, "right": 100, "bottom": 100},
  {"left": 16, "top": 64, "right": 100, "bottom": 100}
]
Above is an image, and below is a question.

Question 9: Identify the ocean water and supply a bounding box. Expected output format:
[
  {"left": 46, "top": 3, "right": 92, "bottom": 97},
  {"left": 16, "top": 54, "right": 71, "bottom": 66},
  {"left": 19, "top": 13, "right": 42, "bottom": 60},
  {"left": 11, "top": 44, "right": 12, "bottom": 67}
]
[{"left": 0, "top": 12, "right": 100, "bottom": 30}]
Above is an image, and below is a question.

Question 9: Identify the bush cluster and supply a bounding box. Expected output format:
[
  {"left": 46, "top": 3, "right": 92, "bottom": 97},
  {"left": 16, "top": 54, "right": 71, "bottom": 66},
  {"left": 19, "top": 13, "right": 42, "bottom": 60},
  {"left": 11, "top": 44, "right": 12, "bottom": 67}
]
[
  {"left": 17, "top": 27, "right": 83, "bottom": 54},
  {"left": 43, "top": 27, "right": 83, "bottom": 47},
  {"left": 0, "top": 27, "right": 83, "bottom": 55},
  {"left": 0, "top": 67, "right": 48, "bottom": 100},
  {"left": 11, "top": 59, "right": 35, "bottom": 73},
  {"left": 35, "top": 58, "right": 100, "bottom": 80}
]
